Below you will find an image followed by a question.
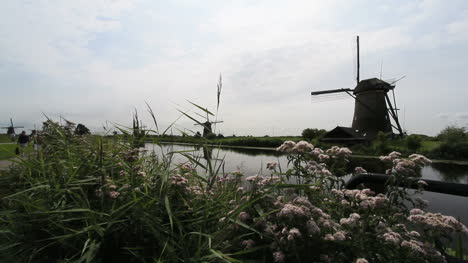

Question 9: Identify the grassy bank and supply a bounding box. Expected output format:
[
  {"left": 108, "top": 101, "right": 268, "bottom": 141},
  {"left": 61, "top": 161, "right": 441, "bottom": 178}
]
[
  {"left": 152, "top": 135, "right": 468, "bottom": 161},
  {"left": 0, "top": 144, "right": 16, "bottom": 160},
  {"left": 0, "top": 134, "right": 12, "bottom": 143},
  {"left": 153, "top": 135, "right": 302, "bottom": 148}
]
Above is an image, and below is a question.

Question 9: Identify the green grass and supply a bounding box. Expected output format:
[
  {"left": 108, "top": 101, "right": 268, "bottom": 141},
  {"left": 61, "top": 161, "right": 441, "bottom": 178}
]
[
  {"left": 420, "top": 140, "right": 442, "bottom": 152},
  {"left": 0, "top": 144, "right": 16, "bottom": 160},
  {"left": 0, "top": 134, "right": 12, "bottom": 143}
]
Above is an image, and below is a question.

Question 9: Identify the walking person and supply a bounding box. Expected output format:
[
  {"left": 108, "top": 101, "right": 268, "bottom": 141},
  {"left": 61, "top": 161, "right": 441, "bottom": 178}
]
[{"left": 17, "top": 131, "right": 30, "bottom": 156}]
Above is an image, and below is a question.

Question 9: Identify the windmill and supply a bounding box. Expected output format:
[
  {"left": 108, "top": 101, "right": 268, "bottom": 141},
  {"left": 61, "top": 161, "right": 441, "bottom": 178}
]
[
  {"left": 311, "top": 36, "right": 404, "bottom": 141},
  {"left": 182, "top": 75, "right": 224, "bottom": 138},
  {"left": 192, "top": 106, "right": 224, "bottom": 137},
  {"left": 1, "top": 118, "right": 24, "bottom": 141}
]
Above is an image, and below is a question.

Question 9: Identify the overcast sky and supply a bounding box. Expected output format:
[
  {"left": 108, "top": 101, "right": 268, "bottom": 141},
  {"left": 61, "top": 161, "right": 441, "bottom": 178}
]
[{"left": 1, "top": 0, "right": 468, "bottom": 136}]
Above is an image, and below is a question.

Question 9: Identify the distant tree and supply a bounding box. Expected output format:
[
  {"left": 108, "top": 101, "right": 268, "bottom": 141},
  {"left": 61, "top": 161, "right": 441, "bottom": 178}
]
[
  {"left": 375, "top": 131, "right": 390, "bottom": 154},
  {"left": 206, "top": 132, "right": 216, "bottom": 140},
  {"left": 406, "top": 134, "right": 422, "bottom": 152},
  {"left": 302, "top": 128, "right": 327, "bottom": 140},
  {"left": 437, "top": 126, "right": 466, "bottom": 144},
  {"left": 74, "top": 124, "right": 90, "bottom": 135},
  {"left": 194, "top": 131, "right": 202, "bottom": 138},
  {"left": 113, "top": 131, "right": 118, "bottom": 136},
  {"left": 217, "top": 134, "right": 225, "bottom": 139}
]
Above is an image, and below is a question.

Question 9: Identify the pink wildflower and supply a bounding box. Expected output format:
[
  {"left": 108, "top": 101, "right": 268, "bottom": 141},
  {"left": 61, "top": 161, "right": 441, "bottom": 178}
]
[
  {"left": 238, "top": 212, "right": 250, "bottom": 222},
  {"left": 417, "top": 180, "right": 428, "bottom": 187},
  {"left": 409, "top": 154, "right": 432, "bottom": 166},
  {"left": 266, "top": 162, "right": 278, "bottom": 170},
  {"left": 306, "top": 219, "right": 321, "bottom": 235},
  {"left": 382, "top": 231, "right": 401, "bottom": 245},
  {"left": 388, "top": 151, "right": 402, "bottom": 159},
  {"left": 272, "top": 251, "right": 285, "bottom": 263},
  {"left": 241, "top": 239, "right": 255, "bottom": 249},
  {"left": 354, "top": 167, "right": 367, "bottom": 174},
  {"left": 293, "top": 141, "right": 314, "bottom": 153},
  {"left": 333, "top": 231, "right": 346, "bottom": 241},
  {"left": 287, "top": 228, "right": 302, "bottom": 241},
  {"left": 108, "top": 191, "right": 120, "bottom": 199},
  {"left": 276, "top": 141, "right": 296, "bottom": 153},
  {"left": 278, "top": 204, "right": 308, "bottom": 219}
]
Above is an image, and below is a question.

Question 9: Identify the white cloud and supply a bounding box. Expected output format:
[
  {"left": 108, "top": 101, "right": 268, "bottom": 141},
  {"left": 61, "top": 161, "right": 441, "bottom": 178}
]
[{"left": 1, "top": 0, "right": 468, "bottom": 136}]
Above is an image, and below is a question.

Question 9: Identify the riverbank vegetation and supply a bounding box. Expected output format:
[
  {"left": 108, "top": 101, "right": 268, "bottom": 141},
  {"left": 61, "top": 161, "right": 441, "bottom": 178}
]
[
  {"left": 148, "top": 125, "right": 468, "bottom": 161},
  {"left": 0, "top": 119, "right": 467, "bottom": 262}
]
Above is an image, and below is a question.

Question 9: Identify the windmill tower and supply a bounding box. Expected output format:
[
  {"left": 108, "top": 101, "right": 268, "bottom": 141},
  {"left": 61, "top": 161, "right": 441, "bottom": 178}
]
[{"left": 311, "top": 36, "right": 404, "bottom": 141}]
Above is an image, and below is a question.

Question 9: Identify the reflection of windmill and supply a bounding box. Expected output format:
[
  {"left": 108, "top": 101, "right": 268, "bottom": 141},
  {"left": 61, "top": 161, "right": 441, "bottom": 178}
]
[
  {"left": 311, "top": 36, "right": 404, "bottom": 141},
  {"left": 1, "top": 118, "right": 24, "bottom": 141}
]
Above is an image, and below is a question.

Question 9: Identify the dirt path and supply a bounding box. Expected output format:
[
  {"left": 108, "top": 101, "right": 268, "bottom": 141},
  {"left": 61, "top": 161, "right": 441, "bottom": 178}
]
[{"left": 0, "top": 159, "right": 12, "bottom": 171}]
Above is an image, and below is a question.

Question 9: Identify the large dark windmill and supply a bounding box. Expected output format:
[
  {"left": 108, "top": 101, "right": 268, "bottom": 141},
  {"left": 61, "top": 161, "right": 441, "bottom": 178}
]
[
  {"left": 1, "top": 118, "right": 24, "bottom": 141},
  {"left": 311, "top": 36, "right": 404, "bottom": 141}
]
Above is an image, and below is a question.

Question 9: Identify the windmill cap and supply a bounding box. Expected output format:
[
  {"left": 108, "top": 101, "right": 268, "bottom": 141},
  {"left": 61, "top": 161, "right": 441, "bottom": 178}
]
[{"left": 353, "top": 78, "right": 394, "bottom": 94}]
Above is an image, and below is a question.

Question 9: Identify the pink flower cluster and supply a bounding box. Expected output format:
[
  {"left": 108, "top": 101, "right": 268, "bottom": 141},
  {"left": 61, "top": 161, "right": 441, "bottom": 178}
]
[
  {"left": 340, "top": 213, "right": 360, "bottom": 227},
  {"left": 331, "top": 189, "right": 388, "bottom": 209},
  {"left": 241, "top": 239, "right": 255, "bottom": 249},
  {"left": 276, "top": 141, "right": 314, "bottom": 153},
  {"left": 276, "top": 141, "right": 297, "bottom": 153},
  {"left": 409, "top": 154, "right": 432, "bottom": 166},
  {"left": 266, "top": 162, "right": 278, "bottom": 170},
  {"left": 408, "top": 208, "right": 468, "bottom": 234},
  {"left": 305, "top": 161, "right": 332, "bottom": 177},
  {"left": 325, "top": 146, "right": 352, "bottom": 157},
  {"left": 171, "top": 174, "right": 188, "bottom": 187},
  {"left": 354, "top": 166, "right": 367, "bottom": 174}
]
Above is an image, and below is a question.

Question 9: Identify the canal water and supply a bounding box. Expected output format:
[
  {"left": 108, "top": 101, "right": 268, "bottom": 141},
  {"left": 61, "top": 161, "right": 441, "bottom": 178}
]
[{"left": 145, "top": 143, "right": 468, "bottom": 228}]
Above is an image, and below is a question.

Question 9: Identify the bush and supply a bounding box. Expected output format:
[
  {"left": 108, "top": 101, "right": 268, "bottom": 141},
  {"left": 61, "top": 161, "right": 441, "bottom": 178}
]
[
  {"left": 374, "top": 131, "right": 391, "bottom": 154},
  {"left": 205, "top": 132, "right": 217, "bottom": 140},
  {"left": 74, "top": 123, "right": 91, "bottom": 135},
  {"left": 430, "top": 141, "right": 468, "bottom": 160},
  {"left": 437, "top": 126, "right": 466, "bottom": 144},
  {"left": 406, "top": 134, "right": 422, "bottom": 152},
  {"left": 302, "top": 128, "right": 327, "bottom": 140}
]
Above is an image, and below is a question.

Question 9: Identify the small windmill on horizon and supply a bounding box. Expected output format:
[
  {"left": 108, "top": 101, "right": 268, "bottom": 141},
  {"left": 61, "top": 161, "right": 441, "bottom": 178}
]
[
  {"left": 311, "top": 36, "right": 404, "bottom": 142},
  {"left": 1, "top": 118, "right": 24, "bottom": 141},
  {"left": 181, "top": 74, "right": 224, "bottom": 137}
]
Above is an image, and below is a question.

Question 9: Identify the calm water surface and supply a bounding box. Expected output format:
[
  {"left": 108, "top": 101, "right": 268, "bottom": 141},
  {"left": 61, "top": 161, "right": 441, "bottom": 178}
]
[{"left": 145, "top": 143, "right": 468, "bottom": 226}]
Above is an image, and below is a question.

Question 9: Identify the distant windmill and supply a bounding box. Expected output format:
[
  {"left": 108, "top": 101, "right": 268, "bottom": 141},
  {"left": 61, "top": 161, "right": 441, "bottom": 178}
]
[
  {"left": 1, "top": 118, "right": 24, "bottom": 141},
  {"left": 311, "top": 36, "right": 404, "bottom": 141},
  {"left": 181, "top": 75, "right": 224, "bottom": 137},
  {"left": 191, "top": 102, "right": 224, "bottom": 137}
]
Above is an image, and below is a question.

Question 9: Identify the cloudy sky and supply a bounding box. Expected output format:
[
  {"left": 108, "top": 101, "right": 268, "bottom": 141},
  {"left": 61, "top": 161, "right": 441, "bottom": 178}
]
[{"left": 1, "top": 0, "right": 467, "bottom": 136}]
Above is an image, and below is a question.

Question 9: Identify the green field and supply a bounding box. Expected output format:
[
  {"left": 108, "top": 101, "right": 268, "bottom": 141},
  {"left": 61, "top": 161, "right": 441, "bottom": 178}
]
[
  {"left": 0, "top": 144, "right": 16, "bottom": 160},
  {"left": 0, "top": 134, "right": 12, "bottom": 143}
]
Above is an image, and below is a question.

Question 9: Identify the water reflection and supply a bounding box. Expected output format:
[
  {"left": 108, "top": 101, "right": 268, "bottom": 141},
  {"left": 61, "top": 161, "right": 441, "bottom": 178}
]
[{"left": 430, "top": 163, "right": 468, "bottom": 184}]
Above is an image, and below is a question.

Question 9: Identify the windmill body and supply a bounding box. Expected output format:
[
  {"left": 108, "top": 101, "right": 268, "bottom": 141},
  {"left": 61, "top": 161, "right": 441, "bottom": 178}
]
[{"left": 351, "top": 78, "right": 393, "bottom": 139}]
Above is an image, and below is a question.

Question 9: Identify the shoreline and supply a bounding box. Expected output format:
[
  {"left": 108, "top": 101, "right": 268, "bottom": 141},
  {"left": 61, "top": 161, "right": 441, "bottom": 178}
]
[{"left": 155, "top": 141, "right": 468, "bottom": 165}]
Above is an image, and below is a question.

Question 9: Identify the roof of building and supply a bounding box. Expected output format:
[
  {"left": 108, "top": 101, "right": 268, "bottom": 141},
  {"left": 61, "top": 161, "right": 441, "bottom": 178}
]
[
  {"left": 321, "top": 126, "right": 366, "bottom": 141},
  {"left": 353, "top": 78, "right": 394, "bottom": 94}
]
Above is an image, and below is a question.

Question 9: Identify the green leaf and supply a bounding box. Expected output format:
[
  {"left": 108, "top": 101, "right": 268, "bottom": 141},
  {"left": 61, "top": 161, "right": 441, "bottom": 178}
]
[{"left": 187, "top": 100, "right": 214, "bottom": 116}]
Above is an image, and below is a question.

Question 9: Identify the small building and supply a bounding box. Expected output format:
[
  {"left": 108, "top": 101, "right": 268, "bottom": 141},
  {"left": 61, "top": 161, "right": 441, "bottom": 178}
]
[{"left": 320, "top": 126, "right": 367, "bottom": 144}]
